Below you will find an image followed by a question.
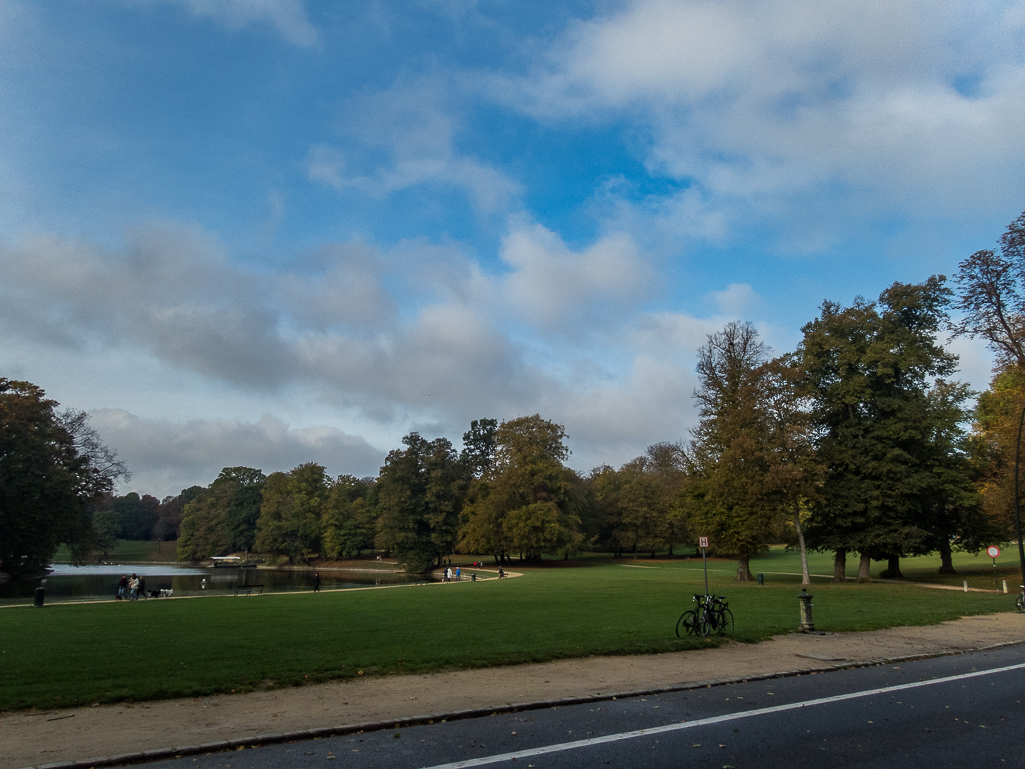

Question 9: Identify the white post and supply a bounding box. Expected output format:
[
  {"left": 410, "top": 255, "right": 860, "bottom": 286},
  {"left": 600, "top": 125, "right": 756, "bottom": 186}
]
[{"left": 963, "top": 580, "right": 968, "bottom": 592}]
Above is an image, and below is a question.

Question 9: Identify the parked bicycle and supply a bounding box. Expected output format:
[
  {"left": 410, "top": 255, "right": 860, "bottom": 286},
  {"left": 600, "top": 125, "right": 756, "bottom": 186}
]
[{"left": 676, "top": 594, "right": 734, "bottom": 637}]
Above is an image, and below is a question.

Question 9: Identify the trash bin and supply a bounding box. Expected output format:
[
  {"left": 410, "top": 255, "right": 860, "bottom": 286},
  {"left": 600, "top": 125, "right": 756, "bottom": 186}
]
[
  {"left": 471, "top": 572, "right": 476, "bottom": 582},
  {"left": 34, "top": 587, "right": 45, "bottom": 608},
  {"left": 757, "top": 573, "right": 764, "bottom": 585}
]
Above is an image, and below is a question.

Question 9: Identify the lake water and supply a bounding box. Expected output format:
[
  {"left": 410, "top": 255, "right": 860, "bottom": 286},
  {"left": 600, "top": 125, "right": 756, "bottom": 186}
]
[{"left": 0, "top": 564, "right": 427, "bottom": 605}]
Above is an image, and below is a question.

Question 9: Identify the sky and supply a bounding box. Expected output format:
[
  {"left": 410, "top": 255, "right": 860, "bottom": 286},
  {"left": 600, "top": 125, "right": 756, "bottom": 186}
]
[{"left": 1, "top": 0, "right": 1022, "bottom": 499}]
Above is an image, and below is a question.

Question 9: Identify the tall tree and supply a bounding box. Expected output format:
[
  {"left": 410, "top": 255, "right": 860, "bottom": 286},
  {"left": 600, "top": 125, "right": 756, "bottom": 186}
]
[
  {"left": 375, "top": 434, "right": 463, "bottom": 573},
  {"left": 177, "top": 467, "right": 266, "bottom": 560},
  {"left": 952, "top": 209, "right": 1025, "bottom": 368},
  {"left": 592, "top": 444, "right": 688, "bottom": 558},
  {"left": 321, "top": 475, "right": 375, "bottom": 559},
  {"left": 758, "top": 357, "right": 825, "bottom": 585},
  {"left": 687, "top": 322, "right": 781, "bottom": 581},
  {"left": 0, "top": 380, "right": 128, "bottom": 575},
  {"left": 460, "top": 418, "right": 498, "bottom": 479},
  {"left": 920, "top": 380, "right": 991, "bottom": 572},
  {"left": 253, "top": 464, "right": 327, "bottom": 564},
  {"left": 593, "top": 460, "right": 666, "bottom": 557},
  {"left": 800, "top": 278, "right": 961, "bottom": 580},
  {"left": 952, "top": 210, "right": 1025, "bottom": 574},
  {"left": 462, "top": 415, "right": 581, "bottom": 562}
]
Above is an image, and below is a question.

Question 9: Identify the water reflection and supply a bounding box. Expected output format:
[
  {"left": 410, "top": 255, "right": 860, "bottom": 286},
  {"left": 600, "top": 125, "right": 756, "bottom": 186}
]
[{"left": 0, "top": 565, "right": 425, "bottom": 605}]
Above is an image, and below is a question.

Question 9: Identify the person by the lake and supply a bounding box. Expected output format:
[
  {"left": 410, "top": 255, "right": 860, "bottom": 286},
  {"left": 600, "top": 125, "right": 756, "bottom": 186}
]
[
  {"left": 455, "top": 567, "right": 460, "bottom": 580},
  {"left": 116, "top": 575, "right": 127, "bottom": 600},
  {"left": 138, "top": 576, "right": 146, "bottom": 599},
  {"left": 313, "top": 572, "right": 321, "bottom": 592},
  {"left": 129, "top": 574, "right": 140, "bottom": 600}
]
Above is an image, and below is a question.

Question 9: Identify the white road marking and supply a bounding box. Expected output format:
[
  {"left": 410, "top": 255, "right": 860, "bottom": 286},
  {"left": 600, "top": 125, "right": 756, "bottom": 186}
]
[{"left": 421, "top": 661, "right": 1025, "bottom": 769}]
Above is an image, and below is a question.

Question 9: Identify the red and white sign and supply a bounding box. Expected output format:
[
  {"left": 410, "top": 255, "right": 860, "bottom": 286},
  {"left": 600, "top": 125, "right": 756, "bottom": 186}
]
[
  {"left": 698, "top": 536, "right": 709, "bottom": 549},
  {"left": 987, "top": 545, "right": 1001, "bottom": 558}
]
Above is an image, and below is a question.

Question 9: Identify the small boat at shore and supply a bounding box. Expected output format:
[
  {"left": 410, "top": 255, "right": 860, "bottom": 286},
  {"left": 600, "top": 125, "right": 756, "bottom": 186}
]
[{"left": 209, "top": 556, "right": 257, "bottom": 568}]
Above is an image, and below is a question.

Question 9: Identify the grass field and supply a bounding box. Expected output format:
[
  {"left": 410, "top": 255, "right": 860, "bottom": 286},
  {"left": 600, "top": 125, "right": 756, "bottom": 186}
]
[
  {"left": 1, "top": 554, "right": 1017, "bottom": 712},
  {"left": 53, "top": 540, "right": 176, "bottom": 563}
]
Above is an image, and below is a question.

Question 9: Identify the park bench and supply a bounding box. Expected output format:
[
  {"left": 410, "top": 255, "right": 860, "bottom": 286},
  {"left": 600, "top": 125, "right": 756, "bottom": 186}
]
[{"left": 234, "top": 584, "right": 264, "bottom": 596}]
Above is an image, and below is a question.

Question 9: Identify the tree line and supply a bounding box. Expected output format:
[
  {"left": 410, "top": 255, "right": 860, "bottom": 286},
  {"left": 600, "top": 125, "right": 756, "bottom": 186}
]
[{"left": 4, "top": 210, "right": 1025, "bottom": 578}]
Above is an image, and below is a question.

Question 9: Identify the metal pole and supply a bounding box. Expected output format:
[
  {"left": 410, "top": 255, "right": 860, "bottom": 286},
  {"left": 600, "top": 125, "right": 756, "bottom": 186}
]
[
  {"left": 1014, "top": 406, "right": 1025, "bottom": 588},
  {"left": 702, "top": 547, "right": 709, "bottom": 597}
]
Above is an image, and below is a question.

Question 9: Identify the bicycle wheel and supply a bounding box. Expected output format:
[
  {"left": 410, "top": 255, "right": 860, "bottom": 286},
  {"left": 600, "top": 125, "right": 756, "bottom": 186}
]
[
  {"left": 696, "top": 608, "right": 713, "bottom": 637},
  {"left": 716, "top": 608, "right": 734, "bottom": 636},
  {"left": 676, "top": 610, "right": 696, "bottom": 637},
  {"left": 1017, "top": 592, "right": 1025, "bottom": 613}
]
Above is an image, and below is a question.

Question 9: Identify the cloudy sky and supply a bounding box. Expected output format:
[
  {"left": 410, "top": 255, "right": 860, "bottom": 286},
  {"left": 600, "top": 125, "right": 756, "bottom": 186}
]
[{"left": 1, "top": 0, "right": 1022, "bottom": 498}]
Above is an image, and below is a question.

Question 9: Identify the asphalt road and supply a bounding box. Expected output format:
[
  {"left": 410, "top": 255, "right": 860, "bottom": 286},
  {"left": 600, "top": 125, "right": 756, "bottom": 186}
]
[{"left": 143, "top": 645, "right": 1025, "bottom": 769}]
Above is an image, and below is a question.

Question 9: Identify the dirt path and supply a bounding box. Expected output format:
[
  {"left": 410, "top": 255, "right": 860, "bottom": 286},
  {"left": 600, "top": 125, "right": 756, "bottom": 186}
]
[{"left": 4, "top": 612, "right": 1022, "bottom": 769}]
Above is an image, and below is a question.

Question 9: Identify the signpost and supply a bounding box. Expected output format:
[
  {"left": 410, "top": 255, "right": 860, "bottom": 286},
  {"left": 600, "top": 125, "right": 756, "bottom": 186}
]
[
  {"left": 699, "top": 536, "right": 710, "bottom": 596},
  {"left": 988, "top": 545, "right": 1001, "bottom": 593}
]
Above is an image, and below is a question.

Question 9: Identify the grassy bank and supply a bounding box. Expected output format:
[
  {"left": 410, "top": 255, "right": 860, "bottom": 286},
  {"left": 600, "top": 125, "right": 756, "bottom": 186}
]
[
  {"left": 53, "top": 540, "right": 176, "bottom": 563},
  {"left": 1, "top": 559, "right": 1014, "bottom": 712}
]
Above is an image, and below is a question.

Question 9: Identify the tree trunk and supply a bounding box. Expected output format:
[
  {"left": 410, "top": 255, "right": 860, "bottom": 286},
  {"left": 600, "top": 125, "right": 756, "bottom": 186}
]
[
  {"left": 883, "top": 555, "right": 903, "bottom": 579},
  {"left": 938, "top": 541, "right": 956, "bottom": 574},
  {"left": 793, "top": 503, "right": 810, "bottom": 586},
  {"left": 858, "top": 552, "right": 872, "bottom": 581},
  {"left": 736, "top": 555, "right": 751, "bottom": 581},
  {"left": 668, "top": 543, "right": 674, "bottom": 556},
  {"left": 833, "top": 548, "right": 847, "bottom": 583}
]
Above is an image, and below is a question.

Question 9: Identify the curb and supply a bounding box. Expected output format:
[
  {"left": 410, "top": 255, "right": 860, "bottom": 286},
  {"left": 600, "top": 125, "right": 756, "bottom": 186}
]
[{"left": 21, "top": 639, "right": 1024, "bottom": 769}]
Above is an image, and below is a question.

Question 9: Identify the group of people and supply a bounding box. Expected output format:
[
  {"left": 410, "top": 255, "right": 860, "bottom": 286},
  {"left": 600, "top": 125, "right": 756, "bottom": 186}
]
[
  {"left": 443, "top": 566, "right": 462, "bottom": 582},
  {"left": 115, "top": 573, "right": 145, "bottom": 600}
]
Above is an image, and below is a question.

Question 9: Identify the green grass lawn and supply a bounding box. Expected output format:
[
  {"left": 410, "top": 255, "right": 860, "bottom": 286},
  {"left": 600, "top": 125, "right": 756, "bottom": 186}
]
[
  {"left": 1, "top": 559, "right": 1015, "bottom": 712},
  {"left": 737, "top": 545, "right": 1025, "bottom": 591},
  {"left": 53, "top": 540, "right": 176, "bottom": 563}
]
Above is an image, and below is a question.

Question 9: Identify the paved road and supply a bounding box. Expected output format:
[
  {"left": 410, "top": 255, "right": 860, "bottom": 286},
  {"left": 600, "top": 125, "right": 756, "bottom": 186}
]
[{"left": 144, "top": 645, "right": 1025, "bottom": 769}]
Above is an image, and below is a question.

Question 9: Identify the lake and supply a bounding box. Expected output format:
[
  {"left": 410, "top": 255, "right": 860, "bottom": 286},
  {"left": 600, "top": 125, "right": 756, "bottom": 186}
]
[{"left": 0, "top": 564, "right": 426, "bottom": 605}]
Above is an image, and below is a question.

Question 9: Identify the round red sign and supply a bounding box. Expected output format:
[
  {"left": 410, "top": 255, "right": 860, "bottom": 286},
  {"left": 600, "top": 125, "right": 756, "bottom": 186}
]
[{"left": 987, "top": 545, "right": 1001, "bottom": 558}]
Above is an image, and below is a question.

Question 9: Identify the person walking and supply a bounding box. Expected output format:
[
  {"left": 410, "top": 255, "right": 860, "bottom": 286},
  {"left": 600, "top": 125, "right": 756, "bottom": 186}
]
[
  {"left": 138, "top": 576, "right": 147, "bottom": 599},
  {"left": 313, "top": 572, "right": 321, "bottom": 592},
  {"left": 116, "top": 575, "right": 127, "bottom": 600},
  {"left": 129, "top": 574, "right": 140, "bottom": 600}
]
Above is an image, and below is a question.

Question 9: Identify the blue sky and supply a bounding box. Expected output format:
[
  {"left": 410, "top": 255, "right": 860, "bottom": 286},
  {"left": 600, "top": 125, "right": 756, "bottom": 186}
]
[{"left": 1, "top": 0, "right": 1022, "bottom": 497}]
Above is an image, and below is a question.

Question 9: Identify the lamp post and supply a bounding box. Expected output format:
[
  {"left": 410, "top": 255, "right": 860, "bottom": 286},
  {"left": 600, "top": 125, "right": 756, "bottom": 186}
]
[{"left": 1013, "top": 406, "right": 1025, "bottom": 588}]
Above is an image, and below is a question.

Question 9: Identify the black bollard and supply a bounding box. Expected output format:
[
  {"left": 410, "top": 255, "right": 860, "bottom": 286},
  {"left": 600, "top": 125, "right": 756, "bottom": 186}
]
[{"left": 34, "top": 587, "right": 45, "bottom": 608}]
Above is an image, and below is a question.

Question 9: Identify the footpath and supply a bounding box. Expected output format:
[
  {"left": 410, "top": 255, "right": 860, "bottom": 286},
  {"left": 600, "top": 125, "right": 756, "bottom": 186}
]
[{"left": 3, "top": 612, "right": 1022, "bottom": 769}]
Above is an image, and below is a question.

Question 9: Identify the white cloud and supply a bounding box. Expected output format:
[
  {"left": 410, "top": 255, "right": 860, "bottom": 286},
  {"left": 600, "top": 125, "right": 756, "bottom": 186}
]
[
  {"left": 553, "top": 353, "right": 697, "bottom": 471},
  {"left": 0, "top": 222, "right": 553, "bottom": 423},
  {"left": 593, "top": 183, "right": 730, "bottom": 252},
  {"left": 91, "top": 410, "right": 382, "bottom": 498},
  {"left": 305, "top": 78, "right": 522, "bottom": 213},
  {"left": 495, "top": 0, "right": 1025, "bottom": 231},
  {"left": 148, "top": 0, "right": 320, "bottom": 47},
  {"left": 710, "top": 283, "right": 760, "bottom": 318},
  {"left": 499, "top": 221, "right": 653, "bottom": 331}
]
